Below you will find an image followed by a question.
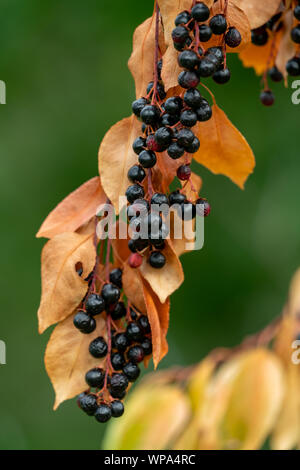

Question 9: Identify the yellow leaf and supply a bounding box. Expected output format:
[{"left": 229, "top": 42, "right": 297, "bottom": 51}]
[
  {"left": 98, "top": 116, "right": 140, "bottom": 213},
  {"left": 193, "top": 101, "right": 255, "bottom": 189},
  {"left": 45, "top": 314, "right": 106, "bottom": 410},
  {"left": 38, "top": 231, "right": 96, "bottom": 333},
  {"left": 232, "top": 0, "right": 282, "bottom": 29},
  {"left": 187, "top": 358, "right": 215, "bottom": 412},
  {"left": 103, "top": 384, "right": 190, "bottom": 450},
  {"left": 37, "top": 177, "right": 105, "bottom": 239}
]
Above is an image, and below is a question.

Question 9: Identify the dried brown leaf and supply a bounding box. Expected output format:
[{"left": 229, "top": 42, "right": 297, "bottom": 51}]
[
  {"left": 45, "top": 314, "right": 106, "bottom": 409},
  {"left": 37, "top": 177, "right": 105, "bottom": 239},
  {"left": 38, "top": 231, "right": 96, "bottom": 333},
  {"left": 275, "top": 11, "right": 296, "bottom": 80},
  {"left": 232, "top": 0, "right": 282, "bottom": 29}
]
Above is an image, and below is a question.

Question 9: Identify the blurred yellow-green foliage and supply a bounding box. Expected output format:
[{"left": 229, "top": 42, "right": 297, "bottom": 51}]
[{"left": 0, "top": 0, "right": 300, "bottom": 450}]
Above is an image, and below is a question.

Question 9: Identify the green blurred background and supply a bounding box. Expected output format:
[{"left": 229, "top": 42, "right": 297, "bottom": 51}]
[{"left": 0, "top": 0, "right": 299, "bottom": 450}]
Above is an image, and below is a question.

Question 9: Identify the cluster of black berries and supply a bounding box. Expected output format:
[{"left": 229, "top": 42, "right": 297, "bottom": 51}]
[
  {"left": 168, "top": 189, "right": 211, "bottom": 220},
  {"left": 251, "top": 13, "right": 283, "bottom": 47},
  {"left": 74, "top": 268, "right": 153, "bottom": 423}
]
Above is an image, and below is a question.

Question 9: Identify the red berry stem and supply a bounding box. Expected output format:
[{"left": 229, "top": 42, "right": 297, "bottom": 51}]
[{"left": 151, "top": 2, "right": 161, "bottom": 106}]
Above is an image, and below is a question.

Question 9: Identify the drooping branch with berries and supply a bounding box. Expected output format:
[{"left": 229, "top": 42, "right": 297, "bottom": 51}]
[{"left": 37, "top": 0, "right": 294, "bottom": 425}]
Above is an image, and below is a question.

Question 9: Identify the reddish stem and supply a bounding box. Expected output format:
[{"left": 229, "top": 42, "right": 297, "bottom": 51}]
[{"left": 151, "top": 3, "right": 160, "bottom": 105}]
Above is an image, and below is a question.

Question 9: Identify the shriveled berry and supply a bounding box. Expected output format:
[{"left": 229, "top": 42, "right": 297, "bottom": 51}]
[
  {"left": 110, "top": 373, "right": 129, "bottom": 394},
  {"left": 155, "top": 127, "right": 173, "bottom": 147},
  {"left": 178, "top": 70, "right": 200, "bottom": 88},
  {"left": 85, "top": 294, "right": 105, "bottom": 316},
  {"left": 149, "top": 251, "right": 166, "bottom": 269},
  {"left": 123, "top": 362, "right": 140, "bottom": 382},
  {"left": 138, "top": 315, "right": 151, "bottom": 334},
  {"left": 251, "top": 28, "right": 268, "bottom": 46},
  {"left": 111, "top": 352, "right": 125, "bottom": 371},
  {"left": 79, "top": 394, "right": 98, "bottom": 416},
  {"left": 85, "top": 368, "right": 105, "bottom": 388},
  {"left": 114, "top": 333, "right": 130, "bottom": 353},
  {"left": 73, "top": 311, "right": 96, "bottom": 334},
  {"left": 268, "top": 66, "right": 283, "bottom": 82},
  {"left": 198, "top": 58, "right": 216, "bottom": 77},
  {"left": 169, "top": 190, "right": 186, "bottom": 206},
  {"left": 128, "top": 252, "right": 143, "bottom": 268},
  {"left": 199, "top": 24, "right": 212, "bottom": 42},
  {"left": 126, "top": 184, "right": 145, "bottom": 203},
  {"left": 111, "top": 400, "right": 124, "bottom": 418},
  {"left": 140, "top": 105, "right": 160, "bottom": 125},
  {"left": 180, "top": 109, "right": 198, "bottom": 127},
  {"left": 196, "top": 198, "right": 211, "bottom": 216},
  {"left": 132, "top": 97, "right": 148, "bottom": 117},
  {"left": 164, "top": 96, "right": 183, "bottom": 115},
  {"left": 225, "top": 27, "right": 242, "bottom": 48},
  {"left": 286, "top": 57, "right": 300, "bottom": 76},
  {"left": 177, "top": 164, "right": 191, "bottom": 181},
  {"left": 139, "top": 149, "right": 157, "bottom": 168},
  {"left": 95, "top": 403, "right": 111, "bottom": 423},
  {"left": 167, "top": 142, "right": 185, "bottom": 159},
  {"left": 213, "top": 68, "right": 231, "bottom": 84},
  {"left": 141, "top": 337, "right": 152, "bottom": 356},
  {"left": 178, "top": 50, "right": 199, "bottom": 70},
  {"left": 210, "top": 14, "right": 227, "bottom": 35},
  {"left": 145, "top": 134, "right": 162, "bottom": 152},
  {"left": 191, "top": 2, "right": 210, "bottom": 22},
  {"left": 126, "top": 322, "right": 143, "bottom": 342},
  {"left": 175, "top": 10, "right": 191, "bottom": 26},
  {"left": 110, "top": 301, "right": 127, "bottom": 320},
  {"left": 172, "top": 25, "right": 190, "bottom": 44},
  {"left": 132, "top": 136, "right": 146, "bottom": 155},
  {"left": 260, "top": 90, "right": 275, "bottom": 106},
  {"left": 101, "top": 283, "right": 120, "bottom": 305},
  {"left": 184, "top": 88, "right": 202, "bottom": 108},
  {"left": 127, "top": 345, "right": 145, "bottom": 363},
  {"left": 89, "top": 337, "right": 108, "bottom": 358},
  {"left": 128, "top": 164, "right": 146, "bottom": 183}
]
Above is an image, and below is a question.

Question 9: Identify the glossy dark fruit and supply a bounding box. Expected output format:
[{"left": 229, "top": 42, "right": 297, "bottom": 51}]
[
  {"left": 294, "top": 5, "right": 300, "bottom": 21},
  {"left": 171, "top": 25, "right": 190, "bottom": 44},
  {"left": 133, "top": 237, "right": 150, "bottom": 251},
  {"left": 110, "top": 400, "right": 125, "bottom": 418},
  {"left": 111, "top": 352, "right": 125, "bottom": 371},
  {"left": 95, "top": 403, "right": 112, "bottom": 423},
  {"left": 147, "top": 81, "right": 166, "bottom": 100},
  {"left": 291, "top": 25, "right": 300, "bottom": 44},
  {"left": 198, "top": 58, "right": 216, "bottom": 77},
  {"left": 85, "top": 368, "right": 105, "bottom": 388},
  {"left": 128, "top": 164, "right": 146, "bottom": 183},
  {"left": 149, "top": 251, "right": 166, "bottom": 269},
  {"left": 177, "top": 128, "right": 194, "bottom": 147},
  {"left": 160, "top": 113, "right": 179, "bottom": 127},
  {"left": 79, "top": 394, "right": 98, "bottom": 416},
  {"left": 126, "top": 322, "right": 143, "bottom": 342},
  {"left": 169, "top": 190, "right": 186, "bottom": 206},
  {"left": 138, "top": 149, "right": 157, "bottom": 168},
  {"left": 110, "top": 301, "right": 127, "bottom": 320},
  {"left": 101, "top": 283, "right": 121, "bottom": 305},
  {"left": 178, "top": 70, "right": 200, "bottom": 88},
  {"left": 191, "top": 2, "right": 210, "bottom": 22},
  {"left": 151, "top": 192, "right": 169, "bottom": 207},
  {"left": 213, "top": 67, "right": 231, "bottom": 84},
  {"left": 127, "top": 199, "right": 149, "bottom": 219},
  {"left": 167, "top": 142, "right": 185, "bottom": 159},
  {"left": 199, "top": 24, "right": 213, "bottom": 42},
  {"left": 154, "top": 127, "right": 173, "bottom": 146},
  {"left": 109, "top": 388, "right": 126, "bottom": 400},
  {"left": 73, "top": 311, "right": 96, "bottom": 334},
  {"left": 138, "top": 315, "right": 151, "bottom": 334},
  {"left": 286, "top": 57, "right": 300, "bottom": 76},
  {"left": 140, "top": 105, "right": 160, "bottom": 125},
  {"left": 114, "top": 333, "right": 130, "bottom": 353},
  {"left": 110, "top": 373, "right": 129, "bottom": 394},
  {"left": 177, "top": 164, "right": 191, "bottom": 181},
  {"left": 205, "top": 47, "right": 224, "bottom": 62},
  {"left": 268, "top": 66, "right": 283, "bottom": 82},
  {"left": 141, "top": 337, "right": 153, "bottom": 356},
  {"left": 179, "top": 202, "right": 196, "bottom": 220},
  {"left": 178, "top": 50, "right": 200, "bottom": 70},
  {"left": 180, "top": 109, "right": 198, "bottom": 127},
  {"left": 209, "top": 14, "right": 227, "bottom": 35},
  {"left": 132, "top": 97, "right": 148, "bottom": 117},
  {"left": 128, "top": 239, "right": 137, "bottom": 253},
  {"left": 132, "top": 136, "right": 146, "bottom": 155},
  {"left": 123, "top": 362, "right": 141, "bottom": 382},
  {"left": 196, "top": 99, "right": 212, "bottom": 121},
  {"left": 184, "top": 88, "right": 202, "bottom": 108},
  {"left": 89, "top": 337, "right": 108, "bottom": 358},
  {"left": 175, "top": 10, "right": 191, "bottom": 26},
  {"left": 164, "top": 96, "right": 183, "bottom": 115},
  {"left": 185, "top": 136, "right": 200, "bottom": 153},
  {"left": 127, "top": 345, "right": 145, "bottom": 364},
  {"left": 225, "top": 27, "right": 242, "bottom": 48},
  {"left": 85, "top": 294, "right": 105, "bottom": 316},
  {"left": 126, "top": 184, "right": 145, "bottom": 203},
  {"left": 251, "top": 28, "right": 268, "bottom": 46},
  {"left": 196, "top": 198, "right": 211, "bottom": 216},
  {"left": 260, "top": 90, "right": 275, "bottom": 107},
  {"left": 146, "top": 134, "right": 163, "bottom": 152}
]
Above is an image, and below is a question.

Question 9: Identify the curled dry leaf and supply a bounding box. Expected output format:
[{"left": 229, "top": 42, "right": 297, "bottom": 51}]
[
  {"left": 140, "top": 240, "right": 184, "bottom": 304},
  {"left": 142, "top": 277, "right": 170, "bottom": 368},
  {"left": 193, "top": 100, "right": 255, "bottom": 189},
  {"left": 103, "top": 383, "right": 190, "bottom": 450},
  {"left": 98, "top": 116, "right": 140, "bottom": 213},
  {"left": 232, "top": 0, "right": 282, "bottom": 30},
  {"left": 38, "top": 231, "right": 96, "bottom": 333},
  {"left": 36, "top": 177, "right": 105, "bottom": 239},
  {"left": 45, "top": 314, "right": 106, "bottom": 410}
]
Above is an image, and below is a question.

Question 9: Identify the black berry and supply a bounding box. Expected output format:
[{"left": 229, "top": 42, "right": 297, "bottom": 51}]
[
  {"left": 178, "top": 50, "right": 199, "bottom": 70},
  {"left": 141, "top": 337, "right": 153, "bottom": 356},
  {"left": 146, "top": 133, "right": 163, "bottom": 152},
  {"left": 85, "top": 368, "right": 105, "bottom": 388},
  {"left": 172, "top": 25, "right": 190, "bottom": 44},
  {"left": 132, "top": 97, "right": 148, "bottom": 117},
  {"left": 132, "top": 136, "right": 146, "bottom": 155},
  {"left": 164, "top": 96, "right": 183, "bottom": 115},
  {"left": 291, "top": 25, "right": 300, "bottom": 44},
  {"left": 209, "top": 14, "right": 227, "bottom": 35},
  {"left": 175, "top": 10, "right": 191, "bottom": 26},
  {"left": 110, "top": 373, "right": 129, "bottom": 394},
  {"left": 213, "top": 68, "right": 231, "bottom": 84},
  {"left": 138, "top": 315, "right": 151, "bottom": 334},
  {"left": 177, "top": 128, "right": 195, "bottom": 147},
  {"left": 294, "top": 5, "right": 300, "bottom": 21},
  {"left": 95, "top": 403, "right": 112, "bottom": 423},
  {"left": 225, "top": 27, "right": 242, "bottom": 48},
  {"left": 184, "top": 88, "right": 202, "bottom": 108},
  {"left": 168, "top": 142, "right": 185, "bottom": 159},
  {"left": 79, "top": 394, "right": 98, "bottom": 416},
  {"left": 196, "top": 198, "right": 211, "bottom": 216},
  {"left": 198, "top": 58, "right": 216, "bottom": 77},
  {"left": 128, "top": 164, "right": 146, "bottom": 184},
  {"left": 127, "top": 345, "right": 145, "bottom": 363},
  {"left": 260, "top": 90, "right": 275, "bottom": 106},
  {"left": 199, "top": 24, "right": 212, "bottom": 42},
  {"left": 110, "top": 301, "right": 127, "bottom": 320},
  {"left": 268, "top": 66, "right": 283, "bottom": 82},
  {"left": 154, "top": 127, "right": 173, "bottom": 147},
  {"left": 139, "top": 149, "right": 157, "bottom": 168},
  {"left": 126, "top": 184, "right": 145, "bottom": 203},
  {"left": 85, "top": 294, "right": 105, "bottom": 316},
  {"left": 191, "top": 2, "right": 210, "bottom": 22},
  {"left": 178, "top": 70, "right": 200, "bottom": 88},
  {"left": 251, "top": 28, "right": 268, "bottom": 46},
  {"left": 111, "top": 400, "right": 124, "bottom": 418},
  {"left": 185, "top": 136, "right": 200, "bottom": 153},
  {"left": 101, "top": 283, "right": 120, "bottom": 305},
  {"left": 140, "top": 105, "right": 160, "bottom": 125},
  {"left": 114, "top": 333, "right": 130, "bottom": 353},
  {"left": 286, "top": 57, "right": 300, "bottom": 76},
  {"left": 126, "top": 322, "right": 143, "bottom": 342},
  {"left": 169, "top": 190, "right": 186, "bottom": 206},
  {"left": 180, "top": 109, "right": 198, "bottom": 127},
  {"left": 151, "top": 192, "right": 169, "bottom": 206},
  {"left": 149, "top": 251, "right": 166, "bottom": 269},
  {"left": 89, "top": 337, "right": 108, "bottom": 358},
  {"left": 123, "top": 362, "right": 141, "bottom": 382},
  {"left": 197, "top": 99, "right": 212, "bottom": 121},
  {"left": 177, "top": 164, "right": 191, "bottom": 181},
  {"left": 111, "top": 352, "right": 125, "bottom": 371},
  {"left": 73, "top": 311, "right": 96, "bottom": 334}
]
